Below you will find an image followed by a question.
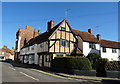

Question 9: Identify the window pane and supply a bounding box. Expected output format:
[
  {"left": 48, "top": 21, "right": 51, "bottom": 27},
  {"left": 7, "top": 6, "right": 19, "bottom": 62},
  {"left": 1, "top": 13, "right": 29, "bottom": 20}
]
[
  {"left": 56, "top": 53, "right": 63, "bottom": 56},
  {"left": 60, "top": 39, "right": 70, "bottom": 47},
  {"left": 103, "top": 47, "right": 106, "bottom": 52},
  {"left": 112, "top": 49, "right": 117, "bottom": 53},
  {"left": 61, "top": 27, "right": 66, "bottom": 31}
]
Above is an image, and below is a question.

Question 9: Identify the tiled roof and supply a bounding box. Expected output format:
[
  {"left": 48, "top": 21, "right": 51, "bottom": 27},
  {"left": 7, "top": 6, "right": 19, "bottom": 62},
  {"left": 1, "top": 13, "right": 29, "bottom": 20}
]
[
  {"left": 71, "top": 29, "right": 99, "bottom": 43},
  {"left": 100, "top": 39, "right": 120, "bottom": 49},
  {"left": 2, "top": 48, "right": 14, "bottom": 55},
  {"left": 22, "top": 19, "right": 64, "bottom": 48},
  {"left": 21, "top": 19, "right": 120, "bottom": 49}
]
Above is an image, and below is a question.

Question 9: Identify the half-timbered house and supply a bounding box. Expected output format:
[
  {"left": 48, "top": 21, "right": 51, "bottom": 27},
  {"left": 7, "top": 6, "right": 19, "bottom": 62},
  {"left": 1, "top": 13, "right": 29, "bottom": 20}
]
[{"left": 18, "top": 19, "right": 120, "bottom": 67}]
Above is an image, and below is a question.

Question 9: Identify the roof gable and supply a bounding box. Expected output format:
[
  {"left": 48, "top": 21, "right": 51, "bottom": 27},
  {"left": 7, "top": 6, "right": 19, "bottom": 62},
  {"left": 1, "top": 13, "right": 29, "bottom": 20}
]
[{"left": 22, "top": 19, "right": 65, "bottom": 48}]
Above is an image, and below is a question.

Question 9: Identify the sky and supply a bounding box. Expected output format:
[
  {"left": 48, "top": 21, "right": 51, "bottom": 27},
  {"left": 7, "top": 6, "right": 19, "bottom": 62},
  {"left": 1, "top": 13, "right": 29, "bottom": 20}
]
[{"left": 2, "top": 2, "right": 118, "bottom": 49}]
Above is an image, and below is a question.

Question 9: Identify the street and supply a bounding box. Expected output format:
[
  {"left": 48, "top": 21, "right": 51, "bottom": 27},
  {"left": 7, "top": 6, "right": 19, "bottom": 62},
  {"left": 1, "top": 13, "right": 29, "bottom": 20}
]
[{"left": 1, "top": 60, "right": 102, "bottom": 84}]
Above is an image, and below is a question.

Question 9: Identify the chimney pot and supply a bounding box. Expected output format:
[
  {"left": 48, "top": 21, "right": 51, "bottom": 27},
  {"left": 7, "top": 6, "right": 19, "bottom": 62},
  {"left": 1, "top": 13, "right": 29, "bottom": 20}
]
[
  {"left": 88, "top": 28, "right": 92, "bottom": 34},
  {"left": 12, "top": 47, "right": 14, "bottom": 50},
  {"left": 96, "top": 34, "right": 101, "bottom": 40},
  {"left": 38, "top": 30, "right": 40, "bottom": 33}
]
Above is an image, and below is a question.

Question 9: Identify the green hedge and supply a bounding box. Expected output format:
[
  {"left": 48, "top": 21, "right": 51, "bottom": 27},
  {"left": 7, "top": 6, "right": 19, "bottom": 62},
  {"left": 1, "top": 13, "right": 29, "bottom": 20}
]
[
  {"left": 86, "top": 53, "right": 101, "bottom": 69},
  {"left": 96, "top": 58, "right": 108, "bottom": 77},
  {"left": 51, "top": 56, "right": 92, "bottom": 70}
]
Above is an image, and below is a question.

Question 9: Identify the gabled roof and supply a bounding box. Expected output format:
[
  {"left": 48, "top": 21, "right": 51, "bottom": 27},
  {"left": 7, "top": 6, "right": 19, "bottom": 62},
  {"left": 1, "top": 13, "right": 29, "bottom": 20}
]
[
  {"left": 21, "top": 19, "right": 120, "bottom": 49},
  {"left": 100, "top": 39, "right": 120, "bottom": 49},
  {"left": 22, "top": 19, "right": 65, "bottom": 48},
  {"left": 72, "top": 29, "right": 99, "bottom": 43}
]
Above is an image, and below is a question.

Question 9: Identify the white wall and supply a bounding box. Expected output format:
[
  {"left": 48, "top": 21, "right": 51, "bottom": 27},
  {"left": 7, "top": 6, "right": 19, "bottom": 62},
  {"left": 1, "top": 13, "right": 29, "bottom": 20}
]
[
  {"left": 37, "top": 41, "right": 48, "bottom": 52},
  {"left": 20, "top": 43, "right": 42, "bottom": 65},
  {"left": 17, "top": 36, "right": 21, "bottom": 52},
  {"left": 83, "top": 42, "right": 100, "bottom": 56},
  {"left": 20, "top": 48, "right": 26, "bottom": 55},
  {"left": 101, "top": 47, "right": 119, "bottom": 61}
]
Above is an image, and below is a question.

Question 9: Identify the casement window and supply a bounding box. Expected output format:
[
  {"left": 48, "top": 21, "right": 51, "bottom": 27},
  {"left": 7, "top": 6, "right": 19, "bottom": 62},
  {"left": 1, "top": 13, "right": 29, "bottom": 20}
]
[
  {"left": 56, "top": 53, "right": 63, "bottom": 56},
  {"left": 29, "top": 55, "right": 34, "bottom": 62},
  {"left": 60, "top": 39, "right": 70, "bottom": 47},
  {"left": 102, "top": 47, "right": 106, "bottom": 52},
  {"left": 112, "top": 49, "right": 117, "bottom": 53},
  {"left": 118, "top": 56, "right": 120, "bottom": 61},
  {"left": 59, "top": 27, "right": 66, "bottom": 31},
  {"left": 31, "top": 45, "right": 35, "bottom": 50},
  {"left": 45, "top": 55, "right": 51, "bottom": 62},
  {"left": 66, "top": 53, "right": 71, "bottom": 56},
  {"left": 40, "top": 43, "right": 44, "bottom": 48},
  {"left": 89, "top": 43, "right": 96, "bottom": 49},
  {"left": 46, "top": 42, "right": 48, "bottom": 44},
  {"left": 28, "top": 47, "right": 30, "bottom": 51},
  {"left": 24, "top": 56, "right": 29, "bottom": 61}
]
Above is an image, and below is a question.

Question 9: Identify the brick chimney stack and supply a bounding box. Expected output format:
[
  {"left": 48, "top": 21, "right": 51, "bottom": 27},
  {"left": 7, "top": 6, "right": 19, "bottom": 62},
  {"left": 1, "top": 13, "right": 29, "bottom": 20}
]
[
  {"left": 48, "top": 20, "right": 55, "bottom": 31},
  {"left": 88, "top": 28, "right": 92, "bottom": 34},
  {"left": 96, "top": 34, "right": 101, "bottom": 41},
  {"left": 3, "top": 45, "right": 7, "bottom": 49}
]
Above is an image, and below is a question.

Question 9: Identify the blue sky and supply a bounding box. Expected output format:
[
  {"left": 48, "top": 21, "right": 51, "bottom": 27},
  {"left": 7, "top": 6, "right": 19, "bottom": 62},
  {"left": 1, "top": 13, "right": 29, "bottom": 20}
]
[{"left": 2, "top": 2, "right": 118, "bottom": 49}]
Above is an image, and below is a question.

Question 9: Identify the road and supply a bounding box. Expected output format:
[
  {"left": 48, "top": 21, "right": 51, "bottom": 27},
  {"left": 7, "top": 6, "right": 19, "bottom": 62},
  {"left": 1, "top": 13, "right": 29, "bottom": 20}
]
[{"left": 1, "top": 60, "right": 102, "bottom": 83}]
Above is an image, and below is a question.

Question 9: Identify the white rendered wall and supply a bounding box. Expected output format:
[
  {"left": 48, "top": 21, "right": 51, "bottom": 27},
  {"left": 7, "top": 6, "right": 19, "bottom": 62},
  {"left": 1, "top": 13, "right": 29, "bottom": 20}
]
[
  {"left": 101, "top": 47, "right": 119, "bottom": 61},
  {"left": 20, "top": 48, "right": 26, "bottom": 55},
  {"left": 17, "top": 36, "right": 21, "bottom": 52},
  {"left": 37, "top": 41, "right": 48, "bottom": 52},
  {"left": 34, "top": 44, "right": 39, "bottom": 65},
  {"left": 83, "top": 42, "right": 100, "bottom": 56}
]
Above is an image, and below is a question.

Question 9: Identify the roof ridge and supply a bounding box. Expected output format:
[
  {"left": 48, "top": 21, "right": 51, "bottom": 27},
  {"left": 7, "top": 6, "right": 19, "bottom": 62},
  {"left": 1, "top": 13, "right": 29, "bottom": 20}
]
[{"left": 101, "top": 39, "right": 120, "bottom": 43}]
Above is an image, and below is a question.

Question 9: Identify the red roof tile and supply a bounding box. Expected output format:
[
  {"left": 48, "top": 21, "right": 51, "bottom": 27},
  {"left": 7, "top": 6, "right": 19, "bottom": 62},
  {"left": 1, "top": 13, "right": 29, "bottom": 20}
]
[
  {"left": 72, "top": 29, "right": 99, "bottom": 43},
  {"left": 100, "top": 39, "right": 120, "bottom": 49}
]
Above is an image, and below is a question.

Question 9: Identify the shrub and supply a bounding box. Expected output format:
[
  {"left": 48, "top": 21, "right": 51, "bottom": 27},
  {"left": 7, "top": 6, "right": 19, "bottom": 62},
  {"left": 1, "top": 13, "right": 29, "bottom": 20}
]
[
  {"left": 51, "top": 56, "right": 92, "bottom": 70},
  {"left": 96, "top": 58, "right": 108, "bottom": 77},
  {"left": 86, "top": 53, "right": 101, "bottom": 69}
]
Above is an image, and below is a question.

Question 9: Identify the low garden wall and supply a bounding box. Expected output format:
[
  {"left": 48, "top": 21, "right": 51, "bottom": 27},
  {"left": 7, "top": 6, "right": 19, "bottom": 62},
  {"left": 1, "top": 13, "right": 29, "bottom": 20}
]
[
  {"left": 73, "top": 70, "right": 96, "bottom": 76},
  {"left": 106, "top": 70, "right": 120, "bottom": 78}
]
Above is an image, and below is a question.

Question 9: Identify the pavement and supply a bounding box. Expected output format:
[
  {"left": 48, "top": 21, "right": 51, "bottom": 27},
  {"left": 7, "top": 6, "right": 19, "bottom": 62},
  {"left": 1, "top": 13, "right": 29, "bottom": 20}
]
[{"left": 1, "top": 60, "right": 120, "bottom": 84}]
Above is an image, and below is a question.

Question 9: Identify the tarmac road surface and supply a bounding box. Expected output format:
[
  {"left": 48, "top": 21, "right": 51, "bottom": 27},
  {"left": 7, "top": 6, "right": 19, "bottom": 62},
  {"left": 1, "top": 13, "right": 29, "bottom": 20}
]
[{"left": 1, "top": 60, "right": 103, "bottom": 84}]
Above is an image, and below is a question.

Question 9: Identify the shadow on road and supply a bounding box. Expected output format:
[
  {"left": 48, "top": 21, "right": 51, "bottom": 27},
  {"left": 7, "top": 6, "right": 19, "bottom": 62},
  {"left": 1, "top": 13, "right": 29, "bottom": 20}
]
[
  {"left": 2, "top": 60, "right": 51, "bottom": 73},
  {"left": 101, "top": 79, "right": 120, "bottom": 84}
]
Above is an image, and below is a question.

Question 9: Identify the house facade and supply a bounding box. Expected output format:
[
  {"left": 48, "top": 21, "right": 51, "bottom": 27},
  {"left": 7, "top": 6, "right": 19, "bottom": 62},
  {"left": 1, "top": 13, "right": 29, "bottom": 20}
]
[
  {"left": 19, "top": 20, "right": 78, "bottom": 67},
  {"left": 100, "top": 40, "right": 120, "bottom": 61},
  {"left": 14, "top": 25, "right": 40, "bottom": 61},
  {"left": 0, "top": 45, "right": 14, "bottom": 60},
  {"left": 15, "top": 19, "right": 120, "bottom": 67}
]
